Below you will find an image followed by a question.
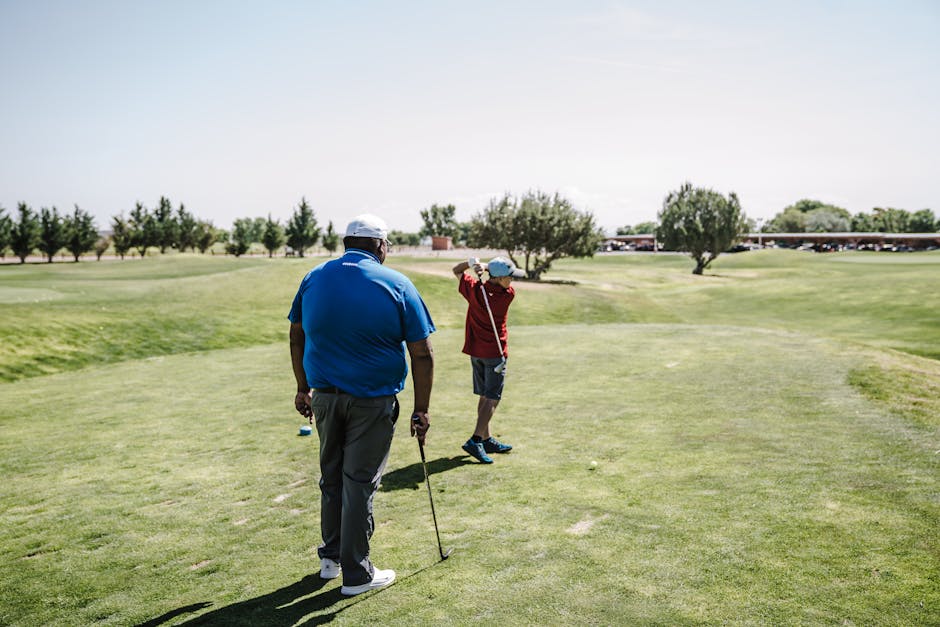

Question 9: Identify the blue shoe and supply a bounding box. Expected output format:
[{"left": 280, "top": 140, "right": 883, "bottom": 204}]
[
  {"left": 482, "top": 437, "right": 512, "bottom": 454},
  {"left": 462, "top": 439, "right": 493, "bottom": 464}
]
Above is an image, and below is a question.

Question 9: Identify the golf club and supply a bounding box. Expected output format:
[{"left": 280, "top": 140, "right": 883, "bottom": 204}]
[
  {"left": 470, "top": 257, "right": 507, "bottom": 374},
  {"left": 413, "top": 415, "right": 452, "bottom": 561}
]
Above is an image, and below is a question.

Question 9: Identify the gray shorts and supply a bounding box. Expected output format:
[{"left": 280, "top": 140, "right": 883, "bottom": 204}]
[{"left": 471, "top": 356, "right": 505, "bottom": 400}]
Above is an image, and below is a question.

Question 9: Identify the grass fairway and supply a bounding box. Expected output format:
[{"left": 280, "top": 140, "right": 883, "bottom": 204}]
[{"left": 1, "top": 250, "right": 938, "bottom": 625}]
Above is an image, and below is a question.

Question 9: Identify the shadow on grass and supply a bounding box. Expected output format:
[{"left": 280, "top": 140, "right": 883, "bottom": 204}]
[
  {"left": 141, "top": 575, "right": 340, "bottom": 626},
  {"left": 379, "top": 455, "right": 473, "bottom": 491},
  {"left": 143, "top": 563, "right": 443, "bottom": 626}
]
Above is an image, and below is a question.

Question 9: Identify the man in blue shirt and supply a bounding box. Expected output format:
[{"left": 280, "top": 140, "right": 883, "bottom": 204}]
[{"left": 288, "top": 214, "right": 435, "bottom": 596}]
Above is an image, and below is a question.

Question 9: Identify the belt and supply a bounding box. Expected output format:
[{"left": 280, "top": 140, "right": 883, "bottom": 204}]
[{"left": 314, "top": 386, "right": 348, "bottom": 395}]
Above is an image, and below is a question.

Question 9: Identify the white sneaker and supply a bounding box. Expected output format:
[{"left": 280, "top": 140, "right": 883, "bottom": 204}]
[
  {"left": 340, "top": 568, "right": 396, "bottom": 596},
  {"left": 319, "top": 558, "right": 341, "bottom": 580}
]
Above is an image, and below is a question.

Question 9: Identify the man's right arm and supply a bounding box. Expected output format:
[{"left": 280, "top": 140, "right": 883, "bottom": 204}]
[
  {"left": 289, "top": 322, "right": 312, "bottom": 419},
  {"left": 406, "top": 336, "right": 434, "bottom": 444}
]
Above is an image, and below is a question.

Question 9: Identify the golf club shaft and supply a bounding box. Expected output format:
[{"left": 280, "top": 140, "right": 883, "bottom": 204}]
[
  {"left": 471, "top": 259, "right": 507, "bottom": 364},
  {"left": 417, "top": 438, "right": 447, "bottom": 560}
]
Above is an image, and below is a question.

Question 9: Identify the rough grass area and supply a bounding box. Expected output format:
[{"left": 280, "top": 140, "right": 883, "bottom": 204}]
[{"left": 1, "top": 250, "right": 938, "bottom": 625}]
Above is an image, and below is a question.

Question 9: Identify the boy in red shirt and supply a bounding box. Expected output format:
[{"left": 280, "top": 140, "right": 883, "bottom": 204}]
[{"left": 452, "top": 256, "right": 525, "bottom": 463}]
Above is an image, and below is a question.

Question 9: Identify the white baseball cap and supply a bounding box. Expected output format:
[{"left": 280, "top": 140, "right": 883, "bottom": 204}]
[{"left": 345, "top": 214, "right": 389, "bottom": 240}]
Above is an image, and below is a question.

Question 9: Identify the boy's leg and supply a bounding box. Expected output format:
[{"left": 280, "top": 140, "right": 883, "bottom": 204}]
[{"left": 474, "top": 395, "right": 499, "bottom": 439}]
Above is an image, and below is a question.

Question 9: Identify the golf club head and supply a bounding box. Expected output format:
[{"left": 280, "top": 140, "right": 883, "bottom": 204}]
[
  {"left": 441, "top": 548, "right": 453, "bottom": 560},
  {"left": 494, "top": 360, "right": 506, "bottom": 374}
]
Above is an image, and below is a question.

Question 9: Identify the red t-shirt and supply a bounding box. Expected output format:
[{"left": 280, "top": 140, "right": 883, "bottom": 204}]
[{"left": 458, "top": 273, "right": 514, "bottom": 359}]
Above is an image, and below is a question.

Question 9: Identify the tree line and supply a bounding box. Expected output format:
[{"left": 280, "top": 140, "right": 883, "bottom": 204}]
[
  {"left": 0, "top": 196, "right": 342, "bottom": 263},
  {"left": 616, "top": 201, "right": 938, "bottom": 236},
  {"left": 4, "top": 186, "right": 932, "bottom": 277}
]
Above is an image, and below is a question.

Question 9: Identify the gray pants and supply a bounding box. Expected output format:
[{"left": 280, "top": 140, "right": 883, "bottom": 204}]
[{"left": 310, "top": 391, "right": 398, "bottom": 586}]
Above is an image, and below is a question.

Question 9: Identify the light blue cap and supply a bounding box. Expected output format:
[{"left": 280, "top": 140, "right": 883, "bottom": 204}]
[{"left": 488, "top": 257, "right": 525, "bottom": 278}]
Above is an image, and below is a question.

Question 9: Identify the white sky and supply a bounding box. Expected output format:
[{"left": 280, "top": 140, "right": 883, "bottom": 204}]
[{"left": 1, "top": 0, "right": 938, "bottom": 233}]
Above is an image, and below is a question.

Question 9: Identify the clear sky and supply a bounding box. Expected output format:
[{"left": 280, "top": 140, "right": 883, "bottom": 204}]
[{"left": 1, "top": 0, "right": 938, "bottom": 234}]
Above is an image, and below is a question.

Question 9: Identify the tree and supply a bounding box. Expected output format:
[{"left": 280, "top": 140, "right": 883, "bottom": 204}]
[
  {"left": 64, "top": 205, "right": 99, "bottom": 262},
  {"left": 39, "top": 206, "right": 67, "bottom": 263},
  {"left": 226, "top": 218, "right": 254, "bottom": 257},
  {"left": 249, "top": 217, "right": 266, "bottom": 244},
  {"left": 176, "top": 204, "right": 198, "bottom": 252},
  {"left": 656, "top": 182, "right": 748, "bottom": 275},
  {"left": 129, "top": 202, "right": 155, "bottom": 257},
  {"left": 261, "top": 214, "right": 286, "bottom": 258},
  {"left": 285, "top": 197, "right": 320, "bottom": 257},
  {"left": 94, "top": 236, "right": 111, "bottom": 261},
  {"left": 10, "top": 203, "right": 40, "bottom": 263},
  {"left": 388, "top": 230, "right": 421, "bottom": 247},
  {"left": 851, "top": 212, "right": 878, "bottom": 232},
  {"left": 468, "top": 190, "right": 602, "bottom": 280},
  {"left": 872, "top": 207, "right": 910, "bottom": 232},
  {"left": 110, "top": 214, "right": 133, "bottom": 259},
  {"left": 616, "top": 221, "right": 658, "bottom": 235},
  {"left": 194, "top": 220, "right": 218, "bottom": 254},
  {"left": 805, "top": 210, "right": 850, "bottom": 233},
  {"left": 322, "top": 220, "right": 340, "bottom": 256},
  {"left": 769, "top": 207, "right": 806, "bottom": 232},
  {"left": 767, "top": 199, "right": 850, "bottom": 232},
  {"left": 909, "top": 209, "right": 936, "bottom": 232},
  {"left": 0, "top": 206, "right": 12, "bottom": 259},
  {"left": 153, "top": 196, "right": 178, "bottom": 254},
  {"left": 419, "top": 203, "right": 459, "bottom": 238}
]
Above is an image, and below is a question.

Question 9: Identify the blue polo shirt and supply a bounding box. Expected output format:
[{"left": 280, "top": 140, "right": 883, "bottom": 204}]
[{"left": 288, "top": 249, "right": 436, "bottom": 398}]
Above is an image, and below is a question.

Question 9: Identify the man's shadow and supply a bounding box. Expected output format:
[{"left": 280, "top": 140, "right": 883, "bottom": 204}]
[
  {"left": 137, "top": 575, "right": 360, "bottom": 626},
  {"left": 136, "top": 456, "right": 468, "bottom": 626},
  {"left": 379, "top": 455, "right": 472, "bottom": 491}
]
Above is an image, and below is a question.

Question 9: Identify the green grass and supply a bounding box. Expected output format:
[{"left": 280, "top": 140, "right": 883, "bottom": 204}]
[{"left": 0, "top": 250, "right": 938, "bottom": 625}]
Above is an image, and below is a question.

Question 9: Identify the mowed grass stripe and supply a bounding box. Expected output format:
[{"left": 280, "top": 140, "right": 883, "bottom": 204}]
[{"left": 1, "top": 325, "right": 936, "bottom": 625}]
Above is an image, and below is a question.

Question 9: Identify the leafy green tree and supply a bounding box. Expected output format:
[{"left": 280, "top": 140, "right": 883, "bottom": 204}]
[
  {"left": 767, "top": 199, "right": 850, "bottom": 232},
  {"left": 656, "top": 182, "right": 748, "bottom": 275},
  {"left": 388, "top": 230, "right": 421, "bottom": 247},
  {"left": 616, "top": 221, "right": 658, "bottom": 235},
  {"left": 909, "top": 209, "right": 936, "bottom": 232},
  {"left": 39, "top": 206, "right": 67, "bottom": 263},
  {"left": 129, "top": 202, "right": 155, "bottom": 257},
  {"left": 805, "top": 210, "right": 850, "bottom": 233},
  {"left": 872, "top": 207, "right": 910, "bottom": 232},
  {"left": 322, "top": 220, "right": 340, "bottom": 256},
  {"left": 419, "top": 203, "right": 459, "bottom": 238},
  {"left": 94, "top": 235, "right": 111, "bottom": 261},
  {"left": 468, "top": 190, "right": 602, "bottom": 280},
  {"left": 769, "top": 207, "right": 806, "bottom": 232},
  {"left": 0, "top": 206, "right": 12, "bottom": 259},
  {"left": 153, "top": 196, "right": 178, "bottom": 254},
  {"left": 455, "top": 221, "right": 472, "bottom": 246},
  {"left": 226, "top": 218, "right": 254, "bottom": 257},
  {"left": 176, "top": 204, "right": 198, "bottom": 252},
  {"left": 249, "top": 217, "right": 266, "bottom": 243},
  {"left": 851, "top": 212, "right": 878, "bottom": 232},
  {"left": 194, "top": 220, "right": 218, "bottom": 254},
  {"left": 10, "top": 203, "right": 40, "bottom": 263},
  {"left": 110, "top": 214, "right": 134, "bottom": 259},
  {"left": 285, "top": 197, "right": 320, "bottom": 257},
  {"left": 64, "top": 205, "right": 99, "bottom": 262},
  {"left": 261, "top": 214, "right": 286, "bottom": 258}
]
